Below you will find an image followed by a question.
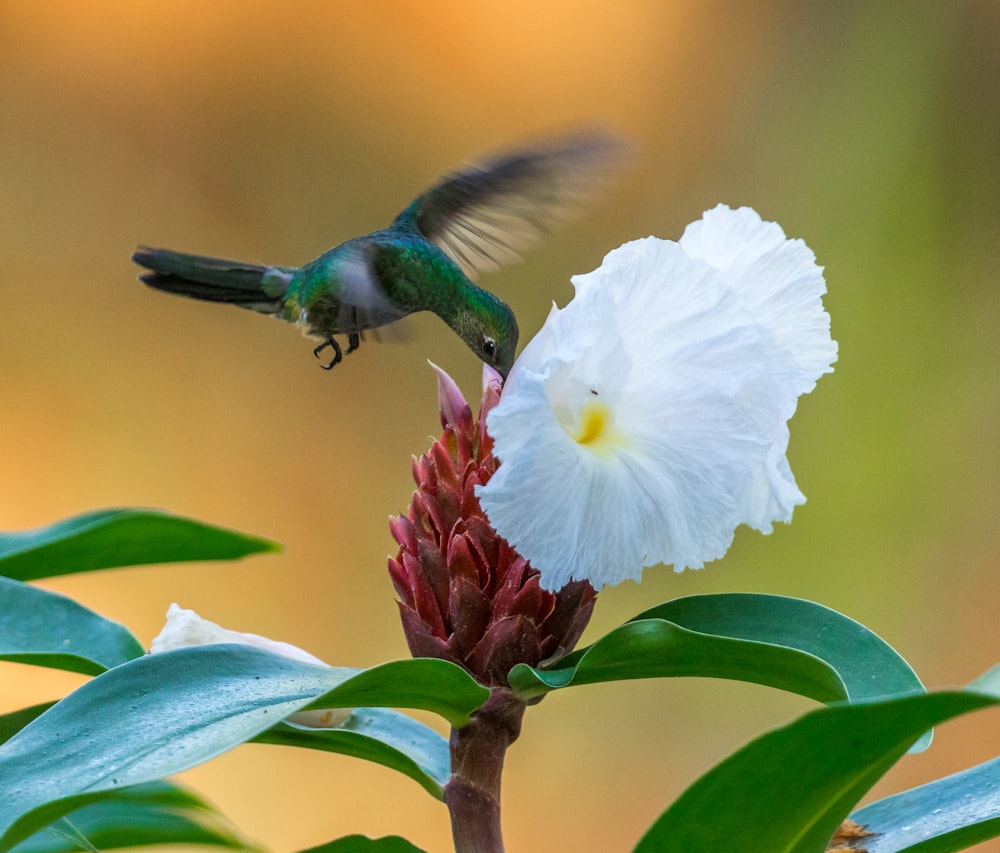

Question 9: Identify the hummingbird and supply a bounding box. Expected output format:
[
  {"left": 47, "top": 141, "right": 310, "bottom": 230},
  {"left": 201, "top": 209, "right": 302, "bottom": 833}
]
[{"left": 133, "top": 131, "right": 624, "bottom": 379}]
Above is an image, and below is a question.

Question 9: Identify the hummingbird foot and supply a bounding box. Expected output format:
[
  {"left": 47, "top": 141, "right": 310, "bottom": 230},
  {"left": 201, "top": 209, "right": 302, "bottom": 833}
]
[
  {"left": 313, "top": 333, "right": 361, "bottom": 370},
  {"left": 314, "top": 337, "right": 343, "bottom": 370}
]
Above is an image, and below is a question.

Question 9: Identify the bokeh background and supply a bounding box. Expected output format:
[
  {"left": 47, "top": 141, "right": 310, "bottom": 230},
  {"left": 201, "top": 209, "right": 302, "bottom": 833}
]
[{"left": 2, "top": 1, "right": 999, "bottom": 850}]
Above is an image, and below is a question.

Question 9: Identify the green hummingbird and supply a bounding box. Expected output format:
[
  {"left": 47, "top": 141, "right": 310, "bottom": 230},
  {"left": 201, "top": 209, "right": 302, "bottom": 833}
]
[{"left": 133, "top": 131, "right": 624, "bottom": 379}]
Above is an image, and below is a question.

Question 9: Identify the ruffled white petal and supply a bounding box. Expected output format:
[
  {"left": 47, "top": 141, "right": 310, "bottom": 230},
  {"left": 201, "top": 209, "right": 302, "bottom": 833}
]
[
  {"left": 149, "top": 604, "right": 350, "bottom": 727},
  {"left": 477, "top": 205, "right": 836, "bottom": 590},
  {"left": 150, "top": 603, "right": 327, "bottom": 665},
  {"left": 680, "top": 205, "right": 837, "bottom": 404}
]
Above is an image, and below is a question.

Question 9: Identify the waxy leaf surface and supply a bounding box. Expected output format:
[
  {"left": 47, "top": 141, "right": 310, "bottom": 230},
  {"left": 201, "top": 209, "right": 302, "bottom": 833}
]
[
  {"left": 633, "top": 690, "right": 998, "bottom": 853},
  {"left": 0, "top": 645, "right": 486, "bottom": 851},
  {"left": 10, "top": 781, "right": 249, "bottom": 853},
  {"left": 510, "top": 594, "right": 928, "bottom": 748},
  {"left": 0, "top": 577, "right": 143, "bottom": 675},
  {"left": 642, "top": 595, "right": 925, "bottom": 704},
  {"left": 852, "top": 724, "right": 1000, "bottom": 851},
  {"left": 0, "top": 509, "right": 278, "bottom": 581}
]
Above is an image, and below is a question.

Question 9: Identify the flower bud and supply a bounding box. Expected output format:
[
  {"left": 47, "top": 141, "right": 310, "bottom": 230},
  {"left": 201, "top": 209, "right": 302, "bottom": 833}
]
[{"left": 389, "top": 367, "right": 596, "bottom": 687}]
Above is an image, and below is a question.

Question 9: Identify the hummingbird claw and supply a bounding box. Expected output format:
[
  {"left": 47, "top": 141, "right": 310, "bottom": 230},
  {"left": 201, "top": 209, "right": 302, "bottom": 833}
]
[
  {"left": 313, "top": 334, "right": 361, "bottom": 370},
  {"left": 314, "top": 337, "right": 343, "bottom": 370}
]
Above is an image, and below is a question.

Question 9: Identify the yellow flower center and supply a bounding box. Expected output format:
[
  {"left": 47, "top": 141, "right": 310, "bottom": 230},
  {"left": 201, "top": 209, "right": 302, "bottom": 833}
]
[
  {"left": 551, "top": 384, "right": 624, "bottom": 455},
  {"left": 566, "top": 396, "right": 626, "bottom": 456},
  {"left": 573, "top": 400, "right": 611, "bottom": 445}
]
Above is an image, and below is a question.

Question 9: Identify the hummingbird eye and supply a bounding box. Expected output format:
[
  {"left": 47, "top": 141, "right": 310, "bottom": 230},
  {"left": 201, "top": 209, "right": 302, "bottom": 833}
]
[{"left": 481, "top": 336, "right": 498, "bottom": 361}]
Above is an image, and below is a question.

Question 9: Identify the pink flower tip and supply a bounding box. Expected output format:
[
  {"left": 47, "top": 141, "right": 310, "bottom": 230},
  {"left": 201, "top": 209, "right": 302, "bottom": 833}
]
[{"left": 430, "top": 360, "right": 473, "bottom": 431}]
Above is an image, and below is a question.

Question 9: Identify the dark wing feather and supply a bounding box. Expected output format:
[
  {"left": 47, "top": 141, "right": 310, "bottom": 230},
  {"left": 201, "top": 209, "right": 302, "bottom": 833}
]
[{"left": 402, "top": 130, "right": 628, "bottom": 279}]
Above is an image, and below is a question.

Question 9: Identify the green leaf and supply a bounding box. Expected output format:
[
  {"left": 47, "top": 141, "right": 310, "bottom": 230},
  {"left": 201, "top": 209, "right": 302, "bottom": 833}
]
[
  {"left": 510, "top": 595, "right": 928, "bottom": 748},
  {"left": 0, "top": 646, "right": 487, "bottom": 851},
  {"left": 10, "top": 781, "right": 252, "bottom": 853},
  {"left": 851, "top": 741, "right": 1000, "bottom": 851},
  {"left": 297, "top": 836, "right": 426, "bottom": 853},
  {"left": 645, "top": 595, "right": 929, "bottom": 750},
  {"left": 641, "top": 595, "right": 925, "bottom": 704},
  {"left": 0, "top": 509, "right": 279, "bottom": 581},
  {"left": 295, "top": 660, "right": 487, "bottom": 724},
  {"left": 0, "top": 705, "right": 53, "bottom": 747},
  {"left": 510, "top": 614, "right": 845, "bottom": 702},
  {"left": 632, "top": 690, "right": 999, "bottom": 853},
  {"left": 253, "top": 707, "right": 449, "bottom": 799},
  {"left": 0, "top": 577, "right": 144, "bottom": 675}
]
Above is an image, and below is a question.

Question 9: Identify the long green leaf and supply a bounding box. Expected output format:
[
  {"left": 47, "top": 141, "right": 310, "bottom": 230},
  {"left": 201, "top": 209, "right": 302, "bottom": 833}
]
[
  {"left": 508, "top": 603, "right": 848, "bottom": 704},
  {"left": 646, "top": 595, "right": 929, "bottom": 750},
  {"left": 851, "top": 737, "right": 1000, "bottom": 851},
  {"left": 0, "top": 577, "right": 144, "bottom": 675},
  {"left": 297, "top": 837, "right": 426, "bottom": 853},
  {"left": 0, "top": 509, "right": 279, "bottom": 581},
  {"left": 633, "top": 691, "right": 999, "bottom": 853},
  {"left": 641, "top": 595, "right": 925, "bottom": 704},
  {"left": 10, "top": 782, "right": 251, "bottom": 853},
  {"left": 253, "top": 708, "right": 449, "bottom": 799},
  {"left": 297, "top": 659, "right": 488, "bottom": 723},
  {"left": 509, "top": 595, "right": 927, "bottom": 748},
  {"left": 0, "top": 646, "right": 487, "bottom": 851}
]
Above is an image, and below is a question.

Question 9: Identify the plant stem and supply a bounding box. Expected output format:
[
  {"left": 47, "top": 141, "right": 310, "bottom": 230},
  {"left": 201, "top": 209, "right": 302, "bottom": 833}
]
[{"left": 444, "top": 687, "right": 526, "bottom": 853}]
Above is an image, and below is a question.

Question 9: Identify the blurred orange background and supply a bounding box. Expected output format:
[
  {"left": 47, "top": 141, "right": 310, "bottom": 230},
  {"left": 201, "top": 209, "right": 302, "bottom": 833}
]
[{"left": 2, "top": 1, "right": 1000, "bottom": 850}]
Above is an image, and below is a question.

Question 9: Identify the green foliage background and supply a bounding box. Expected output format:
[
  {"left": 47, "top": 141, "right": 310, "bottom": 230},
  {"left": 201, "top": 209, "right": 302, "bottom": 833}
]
[{"left": 1, "top": 2, "right": 998, "bottom": 850}]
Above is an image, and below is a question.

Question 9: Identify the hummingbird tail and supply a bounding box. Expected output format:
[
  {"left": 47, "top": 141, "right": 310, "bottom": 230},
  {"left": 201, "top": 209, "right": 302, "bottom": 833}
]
[{"left": 133, "top": 247, "right": 289, "bottom": 313}]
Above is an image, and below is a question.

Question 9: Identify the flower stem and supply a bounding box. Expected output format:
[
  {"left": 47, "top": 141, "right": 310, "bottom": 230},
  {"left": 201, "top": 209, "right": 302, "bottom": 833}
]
[{"left": 444, "top": 687, "right": 526, "bottom": 853}]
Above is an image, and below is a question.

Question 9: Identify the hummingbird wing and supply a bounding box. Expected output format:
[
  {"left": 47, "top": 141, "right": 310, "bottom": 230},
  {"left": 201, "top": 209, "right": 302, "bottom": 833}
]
[
  {"left": 401, "top": 130, "right": 628, "bottom": 279},
  {"left": 333, "top": 243, "right": 409, "bottom": 335}
]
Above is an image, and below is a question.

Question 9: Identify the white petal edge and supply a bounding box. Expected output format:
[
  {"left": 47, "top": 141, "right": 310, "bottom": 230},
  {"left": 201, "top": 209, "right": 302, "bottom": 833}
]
[{"left": 479, "top": 205, "right": 836, "bottom": 590}]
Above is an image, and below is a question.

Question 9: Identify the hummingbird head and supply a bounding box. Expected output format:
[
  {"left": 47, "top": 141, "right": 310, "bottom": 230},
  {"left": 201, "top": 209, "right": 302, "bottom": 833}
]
[{"left": 454, "top": 292, "right": 519, "bottom": 380}]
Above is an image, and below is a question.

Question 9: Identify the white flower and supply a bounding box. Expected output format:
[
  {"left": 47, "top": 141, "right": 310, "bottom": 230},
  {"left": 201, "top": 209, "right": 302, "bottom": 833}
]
[
  {"left": 150, "top": 604, "right": 350, "bottom": 728},
  {"left": 477, "top": 204, "right": 837, "bottom": 591}
]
